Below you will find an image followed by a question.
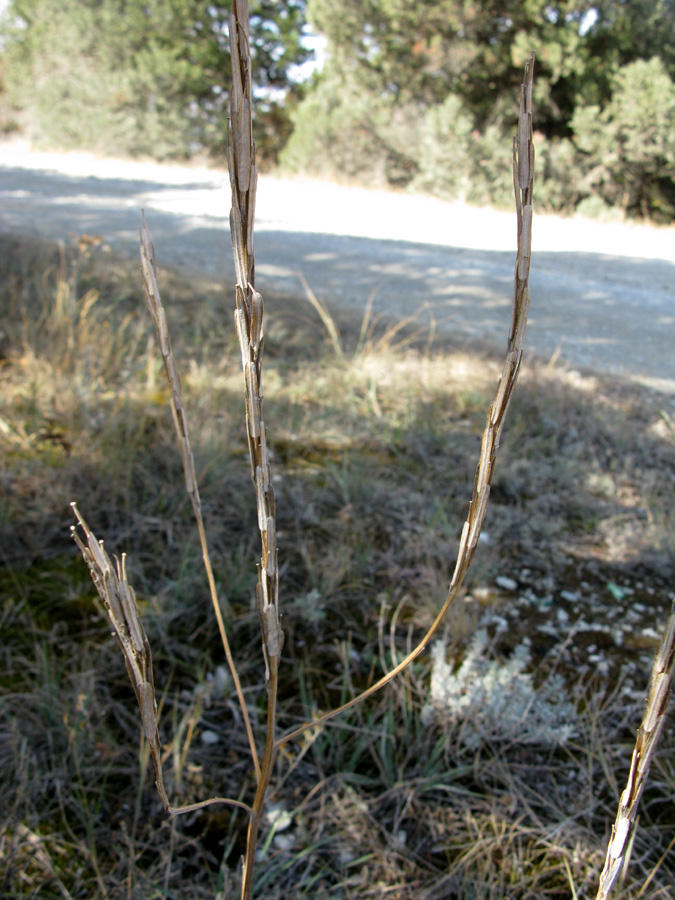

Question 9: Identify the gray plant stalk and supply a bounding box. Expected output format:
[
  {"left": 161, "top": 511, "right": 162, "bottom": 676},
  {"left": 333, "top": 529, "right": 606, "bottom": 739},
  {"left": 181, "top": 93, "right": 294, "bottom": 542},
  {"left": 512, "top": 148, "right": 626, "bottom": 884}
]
[
  {"left": 273, "top": 50, "right": 535, "bottom": 751},
  {"left": 139, "top": 215, "right": 260, "bottom": 781}
]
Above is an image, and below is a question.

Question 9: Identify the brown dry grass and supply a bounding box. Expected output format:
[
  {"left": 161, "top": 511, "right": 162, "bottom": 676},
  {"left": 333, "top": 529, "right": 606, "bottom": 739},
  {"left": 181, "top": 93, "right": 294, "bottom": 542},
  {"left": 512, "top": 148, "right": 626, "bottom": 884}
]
[{"left": 2, "top": 224, "right": 675, "bottom": 897}]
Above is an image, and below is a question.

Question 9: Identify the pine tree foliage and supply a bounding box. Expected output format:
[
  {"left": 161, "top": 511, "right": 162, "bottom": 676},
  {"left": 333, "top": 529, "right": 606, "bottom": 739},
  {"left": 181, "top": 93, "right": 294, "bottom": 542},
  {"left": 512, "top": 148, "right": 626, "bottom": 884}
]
[
  {"left": 0, "top": 0, "right": 309, "bottom": 160},
  {"left": 573, "top": 57, "right": 675, "bottom": 220},
  {"left": 282, "top": 0, "right": 675, "bottom": 219},
  {"left": 2, "top": 0, "right": 674, "bottom": 218}
]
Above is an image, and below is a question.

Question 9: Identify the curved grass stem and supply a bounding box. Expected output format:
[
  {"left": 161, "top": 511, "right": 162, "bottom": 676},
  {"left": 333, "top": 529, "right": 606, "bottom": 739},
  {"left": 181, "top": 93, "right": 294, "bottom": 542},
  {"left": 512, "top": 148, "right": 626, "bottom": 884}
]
[{"left": 277, "top": 53, "right": 536, "bottom": 751}]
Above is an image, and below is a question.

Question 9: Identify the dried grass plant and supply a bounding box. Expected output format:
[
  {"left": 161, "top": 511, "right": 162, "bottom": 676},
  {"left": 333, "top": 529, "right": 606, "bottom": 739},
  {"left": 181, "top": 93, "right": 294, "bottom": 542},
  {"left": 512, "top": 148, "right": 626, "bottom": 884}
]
[
  {"left": 595, "top": 600, "right": 675, "bottom": 900},
  {"left": 67, "top": 3, "right": 675, "bottom": 897}
]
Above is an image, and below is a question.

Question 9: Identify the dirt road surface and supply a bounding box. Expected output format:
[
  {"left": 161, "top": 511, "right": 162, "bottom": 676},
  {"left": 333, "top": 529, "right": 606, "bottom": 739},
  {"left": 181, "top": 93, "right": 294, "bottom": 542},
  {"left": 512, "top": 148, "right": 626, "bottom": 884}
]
[{"left": 1, "top": 143, "right": 674, "bottom": 393}]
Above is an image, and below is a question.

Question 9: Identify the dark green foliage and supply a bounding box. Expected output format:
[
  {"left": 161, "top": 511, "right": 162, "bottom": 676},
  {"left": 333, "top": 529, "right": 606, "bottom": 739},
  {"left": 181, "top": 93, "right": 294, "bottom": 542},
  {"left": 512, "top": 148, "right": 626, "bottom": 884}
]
[
  {"left": 573, "top": 57, "right": 675, "bottom": 221},
  {"left": 281, "top": 0, "right": 675, "bottom": 220},
  {"left": 305, "top": 0, "right": 594, "bottom": 134},
  {"left": 0, "top": 0, "right": 309, "bottom": 161}
]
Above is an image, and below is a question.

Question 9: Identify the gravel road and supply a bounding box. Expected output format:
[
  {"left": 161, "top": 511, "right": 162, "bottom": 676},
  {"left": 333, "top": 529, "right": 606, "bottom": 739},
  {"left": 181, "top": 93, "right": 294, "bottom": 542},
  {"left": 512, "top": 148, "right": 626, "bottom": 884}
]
[{"left": 2, "top": 143, "right": 674, "bottom": 393}]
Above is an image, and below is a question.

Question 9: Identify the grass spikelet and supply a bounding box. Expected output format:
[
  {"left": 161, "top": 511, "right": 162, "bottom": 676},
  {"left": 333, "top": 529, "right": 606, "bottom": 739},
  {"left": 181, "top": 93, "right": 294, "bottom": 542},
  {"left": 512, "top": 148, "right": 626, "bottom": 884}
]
[
  {"left": 70, "top": 502, "right": 252, "bottom": 818},
  {"left": 595, "top": 600, "right": 675, "bottom": 899}
]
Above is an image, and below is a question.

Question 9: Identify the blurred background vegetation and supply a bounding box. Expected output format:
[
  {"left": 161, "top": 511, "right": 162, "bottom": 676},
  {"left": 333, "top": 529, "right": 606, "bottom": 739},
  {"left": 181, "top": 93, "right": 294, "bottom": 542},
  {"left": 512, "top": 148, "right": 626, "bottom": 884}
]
[{"left": 1, "top": 0, "right": 674, "bottom": 220}]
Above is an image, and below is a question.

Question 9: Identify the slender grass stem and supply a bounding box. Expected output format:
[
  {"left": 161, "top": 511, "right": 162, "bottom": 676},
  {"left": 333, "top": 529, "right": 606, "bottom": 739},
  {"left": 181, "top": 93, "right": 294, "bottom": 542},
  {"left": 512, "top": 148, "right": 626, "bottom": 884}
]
[
  {"left": 277, "top": 54, "right": 536, "bottom": 750},
  {"left": 139, "top": 220, "right": 261, "bottom": 782},
  {"left": 241, "top": 661, "right": 279, "bottom": 900},
  {"left": 70, "top": 503, "right": 255, "bottom": 818},
  {"left": 227, "top": 2, "right": 283, "bottom": 893},
  {"left": 595, "top": 599, "right": 675, "bottom": 899}
]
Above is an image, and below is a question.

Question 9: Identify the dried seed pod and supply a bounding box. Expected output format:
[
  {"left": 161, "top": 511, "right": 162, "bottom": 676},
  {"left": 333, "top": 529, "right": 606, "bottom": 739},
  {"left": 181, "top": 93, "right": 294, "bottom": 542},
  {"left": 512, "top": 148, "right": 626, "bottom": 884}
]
[
  {"left": 139, "top": 682, "right": 159, "bottom": 745},
  {"left": 259, "top": 425, "right": 269, "bottom": 489},
  {"left": 229, "top": 14, "right": 243, "bottom": 106},
  {"left": 247, "top": 166, "right": 257, "bottom": 250},
  {"left": 246, "top": 362, "right": 261, "bottom": 438},
  {"left": 518, "top": 111, "right": 531, "bottom": 190},
  {"left": 265, "top": 517, "right": 276, "bottom": 577},
  {"left": 255, "top": 467, "right": 267, "bottom": 531},
  {"left": 237, "top": 99, "right": 251, "bottom": 194}
]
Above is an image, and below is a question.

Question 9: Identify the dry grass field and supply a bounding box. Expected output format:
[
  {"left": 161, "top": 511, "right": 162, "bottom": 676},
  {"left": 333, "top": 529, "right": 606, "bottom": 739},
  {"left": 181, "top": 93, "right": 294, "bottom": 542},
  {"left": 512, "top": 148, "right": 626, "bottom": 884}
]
[{"left": 1, "top": 228, "right": 675, "bottom": 898}]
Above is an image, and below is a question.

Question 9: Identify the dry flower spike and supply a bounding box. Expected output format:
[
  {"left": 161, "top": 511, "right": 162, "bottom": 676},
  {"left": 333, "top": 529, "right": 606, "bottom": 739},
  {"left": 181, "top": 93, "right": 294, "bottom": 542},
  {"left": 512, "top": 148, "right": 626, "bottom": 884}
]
[
  {"left": 70, "top": 502, "right": 252, "bottom": 818},
  {"left": 595, "top": 600, "right": 675, "bottom": 899}
]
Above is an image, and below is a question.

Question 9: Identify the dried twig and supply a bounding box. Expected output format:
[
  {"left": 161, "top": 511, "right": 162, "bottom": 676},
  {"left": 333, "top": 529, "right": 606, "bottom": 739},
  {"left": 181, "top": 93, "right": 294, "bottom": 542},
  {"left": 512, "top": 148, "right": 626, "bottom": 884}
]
[
  {"left": 70, "top": 503, "right": 252, "bottom": 817},
  {"left": 71, "top": 35, "right": 537, "bottom": 900},
  {"left": 595, "top": 600, "right": 675, "bottom": 900}
]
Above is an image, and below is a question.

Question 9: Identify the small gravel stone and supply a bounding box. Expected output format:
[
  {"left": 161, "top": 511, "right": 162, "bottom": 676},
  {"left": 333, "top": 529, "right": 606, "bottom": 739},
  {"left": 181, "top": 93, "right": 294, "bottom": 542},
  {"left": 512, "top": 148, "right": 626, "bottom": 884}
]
[
  {"left": 273, "top": 833, "right": 295, "bottom": 851},
  {"left": 495, "top": 575, "right": 518, "bottom": 591}
]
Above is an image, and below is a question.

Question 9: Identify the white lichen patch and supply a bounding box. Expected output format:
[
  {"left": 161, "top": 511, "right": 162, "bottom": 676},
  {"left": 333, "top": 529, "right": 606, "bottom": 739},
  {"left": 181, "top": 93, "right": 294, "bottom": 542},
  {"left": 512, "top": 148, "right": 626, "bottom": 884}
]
[{"left": 423, "top": 630, "right": 577, "bottom": 749}]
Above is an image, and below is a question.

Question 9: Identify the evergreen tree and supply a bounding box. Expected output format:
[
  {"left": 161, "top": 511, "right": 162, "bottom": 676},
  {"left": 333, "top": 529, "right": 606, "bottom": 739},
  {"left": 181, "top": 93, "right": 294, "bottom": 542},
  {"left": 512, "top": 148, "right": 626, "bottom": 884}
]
[
  {"left": 305, "top": 0, "right": 599, "bottom": 137},
  {"left": 1, "top": 0, "right": 309, "bottom": 160},
  {"left": 282, "top": 0, "right": 675, "bottom": 218},
  {"left": 573, "top": 57, "right": 675, "bottom": 220}
]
